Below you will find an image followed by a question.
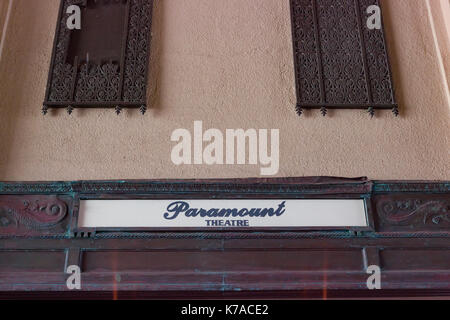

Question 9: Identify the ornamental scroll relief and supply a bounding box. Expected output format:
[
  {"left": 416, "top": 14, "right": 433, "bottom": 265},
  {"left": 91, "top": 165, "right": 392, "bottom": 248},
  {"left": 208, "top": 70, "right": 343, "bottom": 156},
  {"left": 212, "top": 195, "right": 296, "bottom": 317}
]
[
  {"left": 375, "top": 195, "right": 450, "bottom": 232},
  {"left": 0, "top": 195, "right": 71, "bottom": 236}
]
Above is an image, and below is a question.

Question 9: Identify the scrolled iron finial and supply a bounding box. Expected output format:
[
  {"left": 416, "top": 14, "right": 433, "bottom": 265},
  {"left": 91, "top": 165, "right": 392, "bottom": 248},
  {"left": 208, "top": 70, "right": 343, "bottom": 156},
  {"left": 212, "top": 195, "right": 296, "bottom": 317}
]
[
  {"left": 368, "top": 107, "right": 375, "bottom": 119},
  {"left": 392, "top": 106, "right": 399, "bottom": 117},
  {"left": 115, "top": 106, "right": 122, "bottom": 115},
  {"left": 320, "top": 107, "right": 327, "bottom": 117},
  {"left": 67, "top": 105, "right": 74, "bottom": 115},
  {"left": 140, "top": 105, "right": 147, "bottom": 115}
]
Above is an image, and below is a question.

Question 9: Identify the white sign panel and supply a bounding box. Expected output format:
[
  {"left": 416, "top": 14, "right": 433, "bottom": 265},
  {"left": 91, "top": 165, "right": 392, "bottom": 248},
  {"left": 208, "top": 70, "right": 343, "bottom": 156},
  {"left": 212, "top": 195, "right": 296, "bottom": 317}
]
[{"left": 78, "top": 199, "right": 368, "bottom": 228}]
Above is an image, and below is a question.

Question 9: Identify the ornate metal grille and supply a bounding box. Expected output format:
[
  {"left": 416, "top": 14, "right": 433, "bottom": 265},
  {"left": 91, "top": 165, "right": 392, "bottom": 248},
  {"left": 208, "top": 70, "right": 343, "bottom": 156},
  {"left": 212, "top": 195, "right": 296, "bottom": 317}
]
[
  {"left": 290, "top": 0, "right": 398, "bottom": 117},
  {"left": 43, "top": 0, "right": 153, "bottom": 115}
]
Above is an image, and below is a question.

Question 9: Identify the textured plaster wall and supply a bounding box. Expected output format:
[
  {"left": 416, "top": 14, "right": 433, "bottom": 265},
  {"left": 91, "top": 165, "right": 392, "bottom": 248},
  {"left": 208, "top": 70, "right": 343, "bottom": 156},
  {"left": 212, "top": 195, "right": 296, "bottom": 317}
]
[{"left": 0, "top": 0, "right": 448, "bottom": 181}]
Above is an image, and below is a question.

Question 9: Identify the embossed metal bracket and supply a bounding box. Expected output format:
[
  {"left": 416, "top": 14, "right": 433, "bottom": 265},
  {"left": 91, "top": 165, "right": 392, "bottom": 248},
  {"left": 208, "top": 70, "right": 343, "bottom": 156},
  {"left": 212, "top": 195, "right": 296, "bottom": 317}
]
[
  {"left": 290, "top": 0, "right": 398, "bottom": 117},
  {"left": 43, "top": 0, "right": 153, "bottom": 115}
]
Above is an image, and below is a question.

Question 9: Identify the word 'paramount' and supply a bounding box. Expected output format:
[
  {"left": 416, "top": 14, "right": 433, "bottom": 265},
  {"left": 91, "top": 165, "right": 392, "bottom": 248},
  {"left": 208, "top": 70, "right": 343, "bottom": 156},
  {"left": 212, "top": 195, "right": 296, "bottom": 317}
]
[{"left": 164, "top": 201, "right": 286, "bottom": 227}]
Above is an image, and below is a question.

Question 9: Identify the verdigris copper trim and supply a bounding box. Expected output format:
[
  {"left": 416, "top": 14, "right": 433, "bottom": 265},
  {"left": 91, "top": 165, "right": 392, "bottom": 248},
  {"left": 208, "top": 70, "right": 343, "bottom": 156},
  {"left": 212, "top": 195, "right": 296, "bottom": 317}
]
[{"left": 1, "top": 178, "right": 448, "bottom": 195}]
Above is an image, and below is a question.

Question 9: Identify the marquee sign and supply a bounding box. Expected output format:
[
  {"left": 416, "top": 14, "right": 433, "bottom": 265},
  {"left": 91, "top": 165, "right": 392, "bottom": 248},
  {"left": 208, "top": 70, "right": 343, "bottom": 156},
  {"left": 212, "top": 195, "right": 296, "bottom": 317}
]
[
  {"left": 78, "top": 199, "right": 368, "bottom": 229},
  {"left": 0, "top": 179, "right": 449, "bottom": 297}
]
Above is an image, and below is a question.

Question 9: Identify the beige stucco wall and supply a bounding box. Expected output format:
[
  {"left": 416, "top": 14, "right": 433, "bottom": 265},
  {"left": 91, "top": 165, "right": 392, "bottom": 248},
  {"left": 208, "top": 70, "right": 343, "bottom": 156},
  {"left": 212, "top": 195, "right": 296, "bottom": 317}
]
[{"left": 0, "top": 0, "right": 448, "bottom": 181}]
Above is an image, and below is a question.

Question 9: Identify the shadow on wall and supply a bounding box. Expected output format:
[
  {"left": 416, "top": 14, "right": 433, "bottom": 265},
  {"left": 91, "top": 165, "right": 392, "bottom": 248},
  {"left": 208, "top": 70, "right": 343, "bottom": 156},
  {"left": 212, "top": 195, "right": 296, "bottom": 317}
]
[
  {"left": 380, "top": 0, "right": 406, "bottom": 118},
  {"left": 147, "top": 0, "right": 164, "bottom": 116}
]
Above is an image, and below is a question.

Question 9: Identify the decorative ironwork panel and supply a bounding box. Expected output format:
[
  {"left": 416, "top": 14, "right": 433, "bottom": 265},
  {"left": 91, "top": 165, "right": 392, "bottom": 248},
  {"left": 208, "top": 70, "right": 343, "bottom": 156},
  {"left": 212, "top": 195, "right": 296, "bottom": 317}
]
[
  {"left": 43, "top": 0, "right": 153, "bottom": 115},
  {"left": 290, "top": 0, "right": 397, "bottom": 117},
  {"left": 0, "top": 179, "right": 449, "bottom": 297}
]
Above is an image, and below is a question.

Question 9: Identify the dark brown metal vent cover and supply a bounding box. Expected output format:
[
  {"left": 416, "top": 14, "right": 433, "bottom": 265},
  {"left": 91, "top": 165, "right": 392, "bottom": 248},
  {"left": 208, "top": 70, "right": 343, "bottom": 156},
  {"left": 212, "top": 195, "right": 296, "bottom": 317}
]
[
  {"left": 290, "top": 0, "right": 398, "bottom": 117},
  {"left": 43, "top": 0, "right": 153, "bottom": 115}
]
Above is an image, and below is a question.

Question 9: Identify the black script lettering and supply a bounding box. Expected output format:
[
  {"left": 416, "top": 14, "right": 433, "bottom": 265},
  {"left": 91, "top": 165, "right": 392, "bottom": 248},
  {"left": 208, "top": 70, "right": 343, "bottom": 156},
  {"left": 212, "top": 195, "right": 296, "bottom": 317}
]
[
  {"left": 164, "top": 201, "right": 189, "bottom": 220},
  {"left": 218, "top": 208, "right": 238, "bottom": 217},
  {"left": 185, "top": 208, "right": 198, "bottom": 217}
]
